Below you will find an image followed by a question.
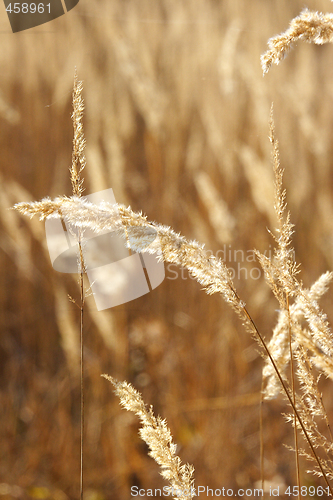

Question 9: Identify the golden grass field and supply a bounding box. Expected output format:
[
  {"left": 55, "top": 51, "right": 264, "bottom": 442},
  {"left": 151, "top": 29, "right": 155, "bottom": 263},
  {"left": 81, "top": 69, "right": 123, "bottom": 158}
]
[{"left": 1, "top": 0, "right": 333, "bottom": 498}]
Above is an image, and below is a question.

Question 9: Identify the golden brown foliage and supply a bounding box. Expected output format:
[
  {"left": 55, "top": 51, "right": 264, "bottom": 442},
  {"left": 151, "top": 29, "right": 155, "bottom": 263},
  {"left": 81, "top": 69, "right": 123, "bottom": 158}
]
[{"left": 2, "top": 0, "right": 333, "bottom": 497}]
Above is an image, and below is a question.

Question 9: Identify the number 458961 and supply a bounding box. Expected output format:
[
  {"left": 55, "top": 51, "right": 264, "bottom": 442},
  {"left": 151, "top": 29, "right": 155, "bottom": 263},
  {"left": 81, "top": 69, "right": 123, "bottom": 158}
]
[
  {"left": 6, "top": 3, "right": 51, "bottom": 14},
  {"left": 284, "top": 486, "right": 330, "bottom": 496}
]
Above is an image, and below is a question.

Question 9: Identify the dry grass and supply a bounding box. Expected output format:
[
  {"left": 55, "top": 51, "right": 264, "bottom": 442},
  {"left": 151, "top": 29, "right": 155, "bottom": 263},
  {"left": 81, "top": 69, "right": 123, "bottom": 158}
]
[
  {"left": 13, "top": 104, "right": 333, "bottom": 494},
  {"left": 102, "top": 375, "right": 194, "bottom": 500},
  {"left": 261, "top": 7, "right": 333, "bottom": 74},
  {"left": 2, "top": 0, "right": 333, "bottom": 498}
]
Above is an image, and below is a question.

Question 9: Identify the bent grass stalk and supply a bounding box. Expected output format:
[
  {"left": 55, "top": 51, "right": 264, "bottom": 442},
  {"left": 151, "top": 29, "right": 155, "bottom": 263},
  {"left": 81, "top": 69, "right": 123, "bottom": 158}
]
[{"left": 261, "top": 8, "right": 333, "bottom": 74}]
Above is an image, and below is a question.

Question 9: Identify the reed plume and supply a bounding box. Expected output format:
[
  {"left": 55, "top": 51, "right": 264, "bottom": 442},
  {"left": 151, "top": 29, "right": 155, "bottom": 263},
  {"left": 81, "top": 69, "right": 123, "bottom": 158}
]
[
  {"left": 102, "top": 375, "right": 195, "bottom": 500},
  {"left": 259, "top": 111, "right": 333, "bottom": 401},
  {"left": 252, "top": 112, "right": 333, "bottom": 489},
  {"left": 70, "top": 71, "right": 86, "bottom": 198},
  {"left": 261, "top": 8, "right": 333, "bottom": 74},
  {"left": 14, "top": 195, "right": 245, "bottom": 315}
]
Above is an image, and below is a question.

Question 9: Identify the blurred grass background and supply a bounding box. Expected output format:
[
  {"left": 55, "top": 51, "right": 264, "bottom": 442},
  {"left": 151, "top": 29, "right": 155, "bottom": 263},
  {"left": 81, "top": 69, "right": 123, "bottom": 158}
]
[{"left": 1, "top": 0, "right": 333, "bottom": 498}]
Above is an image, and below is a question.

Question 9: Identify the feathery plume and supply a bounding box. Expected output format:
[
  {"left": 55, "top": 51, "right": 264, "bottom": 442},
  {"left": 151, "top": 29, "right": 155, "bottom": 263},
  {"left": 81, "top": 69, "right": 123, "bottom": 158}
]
[
  {"left": 255, "top": 108, "right": 300, "bottom": 310},
  {"left": 259, "top": 112, "right": 333, "bottom": 401},
  {"left": 70, "top": 70, "right": 86, "bottom": 197},
  {"left": 263, "top": 272, "right": 333, "bottom": 400},
  {"left": 13, "top": 195, "right": 244, "bottom": 315},
  {"left": 102, "top": 375, "right": 194, "bottom": 500},
  {"left": 261, "top": 9, "right": 333, "bottom": 74}
]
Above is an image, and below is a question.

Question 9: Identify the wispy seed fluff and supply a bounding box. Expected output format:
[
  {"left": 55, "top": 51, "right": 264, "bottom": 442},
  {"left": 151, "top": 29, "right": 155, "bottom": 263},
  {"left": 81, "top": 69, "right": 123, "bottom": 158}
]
[
  {"left": 102, "top": 375, "right": 195, "bottom": 500},
  {"left": 261, "top": 8, "right": 333, "bottom": 74},
  {"left": 13, "top": 195, "right": 244, "bottom": 314}
]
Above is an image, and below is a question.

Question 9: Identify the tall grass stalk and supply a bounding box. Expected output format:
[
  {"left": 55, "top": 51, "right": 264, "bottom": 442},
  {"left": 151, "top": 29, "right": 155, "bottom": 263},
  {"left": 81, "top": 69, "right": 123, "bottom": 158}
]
[{"left": 70, "top": 71, "right": 87, "bottom": 500}]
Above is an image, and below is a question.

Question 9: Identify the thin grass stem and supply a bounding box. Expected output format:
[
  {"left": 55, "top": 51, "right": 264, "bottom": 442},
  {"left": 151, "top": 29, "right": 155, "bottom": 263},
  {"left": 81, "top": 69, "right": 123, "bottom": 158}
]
[
  {"left": 79, "top": 236, "right": 85, "bottom": 500},
  {"left": 287, "top": 294, "right": 301, "bottom": 500},
  {"left": 260, "top": 380, "right": 265, "bottom": 499}
]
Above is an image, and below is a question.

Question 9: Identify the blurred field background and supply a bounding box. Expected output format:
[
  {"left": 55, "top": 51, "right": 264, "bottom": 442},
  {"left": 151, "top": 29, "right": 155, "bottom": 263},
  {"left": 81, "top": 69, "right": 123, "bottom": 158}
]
[{"left": 1, "top": 0, "right": 333, "bottom": 498}]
